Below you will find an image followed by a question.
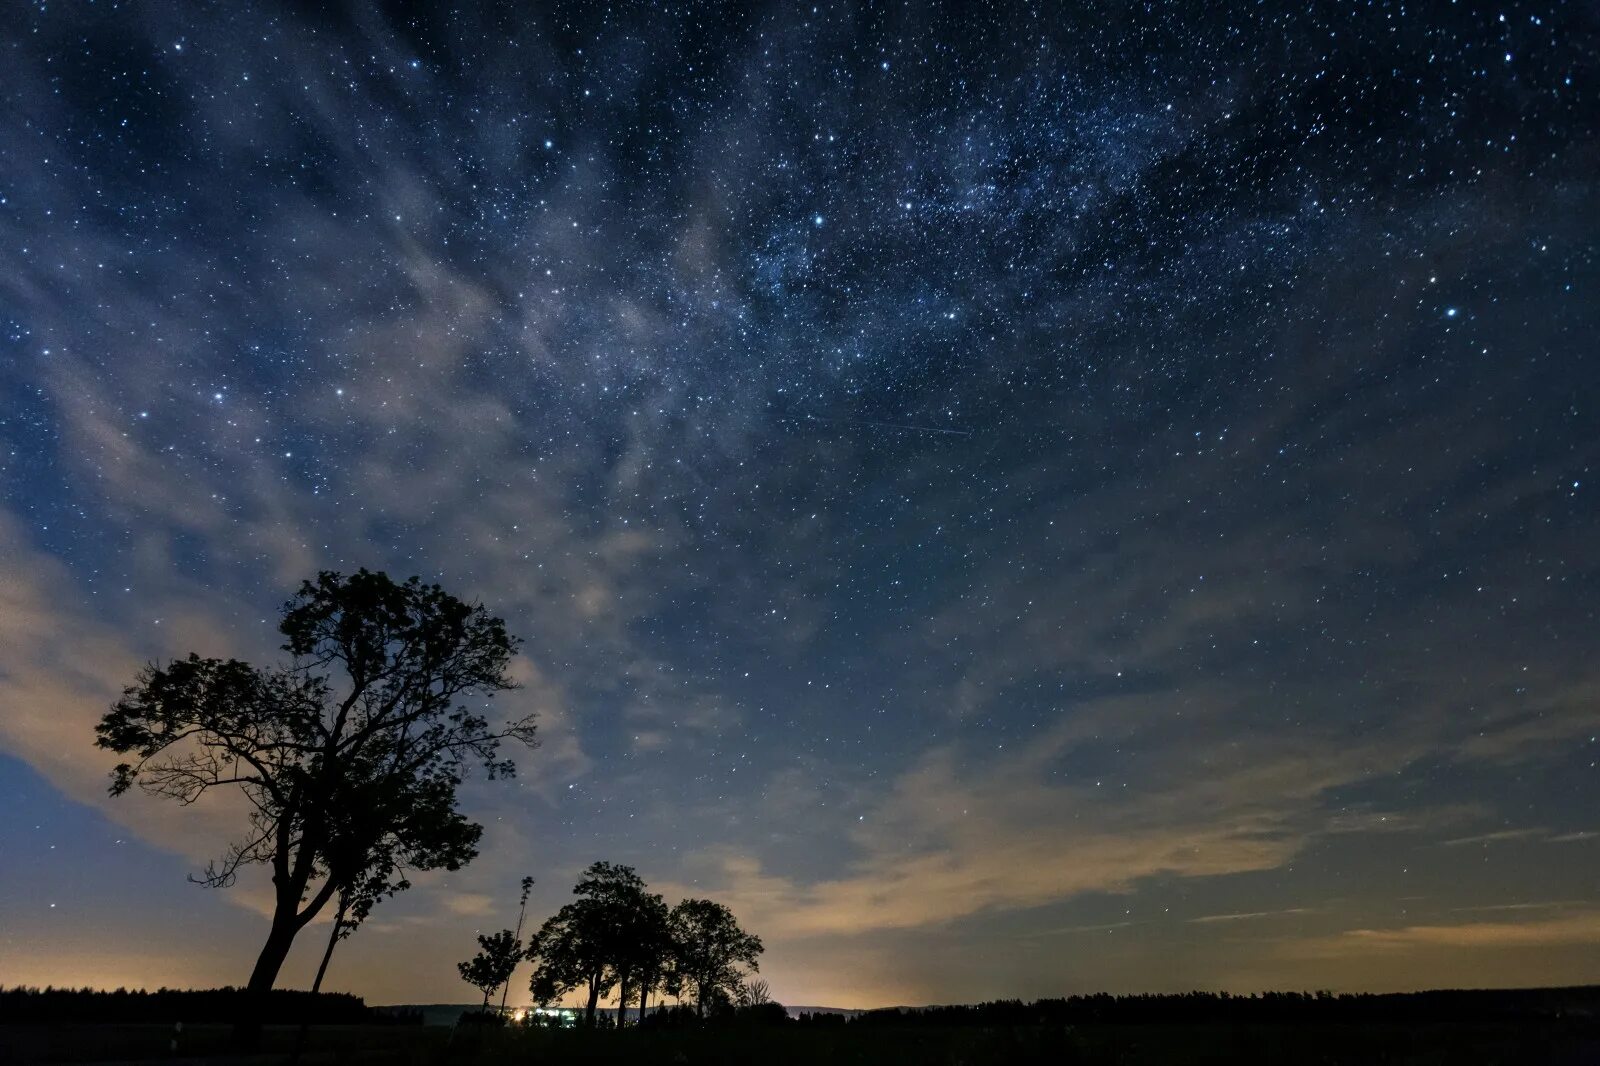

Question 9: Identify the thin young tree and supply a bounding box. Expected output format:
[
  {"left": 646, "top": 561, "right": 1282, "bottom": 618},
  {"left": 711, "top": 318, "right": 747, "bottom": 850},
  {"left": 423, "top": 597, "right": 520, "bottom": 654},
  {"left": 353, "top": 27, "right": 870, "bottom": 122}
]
[
  {"left": 498, "top": 876, "right": 536, "bottom": 1015},
  {"left": 458, "top": 930, "right": 524, "bottom": 1010},
  {"left": 94, "top": 570, "right": 537, "bottom": 1036}
]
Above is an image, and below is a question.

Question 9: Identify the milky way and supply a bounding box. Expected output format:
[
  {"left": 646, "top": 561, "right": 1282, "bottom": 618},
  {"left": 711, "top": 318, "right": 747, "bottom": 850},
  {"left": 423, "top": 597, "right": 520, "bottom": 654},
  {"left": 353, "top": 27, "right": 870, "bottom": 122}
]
[{"left": 1, "top": 1, "right": 1598, "bottom": 1005}]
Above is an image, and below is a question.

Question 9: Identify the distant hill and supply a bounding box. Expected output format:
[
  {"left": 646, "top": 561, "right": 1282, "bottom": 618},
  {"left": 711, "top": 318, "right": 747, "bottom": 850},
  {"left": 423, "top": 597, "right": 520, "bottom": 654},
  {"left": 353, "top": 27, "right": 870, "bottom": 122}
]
[
  {"left": 375, "top": 1004, "right": 489, "bottom": 1026},
  {"left": 783, "top": 1005, "right": 869, "bottom": 1019},
  {"left": 377, "top": 1002, "right": 871, "bottom": 1026}
]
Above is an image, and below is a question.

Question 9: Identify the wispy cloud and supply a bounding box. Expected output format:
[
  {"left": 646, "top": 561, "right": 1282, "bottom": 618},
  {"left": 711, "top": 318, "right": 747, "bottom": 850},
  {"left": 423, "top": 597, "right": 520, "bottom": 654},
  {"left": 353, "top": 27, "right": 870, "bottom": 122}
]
[
  {"left": 1039, "top": 921, "right": 1142, "bottom": 936},
  {"left": 1450, "top": 901, "right": 1591, "bottom": 914},
  {"left": 1437, "top": 828, "right": 1550, "bottom": 847},
  {"left": 1300, "top": 912, "right": 1600, "bottom": 954},
  {"left": 1188, "top": 908, "right": 1317, "bottom": 924},
  {"left": 441, "top": 893, "right": 496, "bottom": 918}
]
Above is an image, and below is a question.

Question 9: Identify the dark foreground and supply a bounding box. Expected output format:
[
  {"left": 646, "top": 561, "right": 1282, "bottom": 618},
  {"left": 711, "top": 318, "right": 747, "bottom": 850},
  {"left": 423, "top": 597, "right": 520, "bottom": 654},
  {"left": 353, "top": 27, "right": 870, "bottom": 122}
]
[{"left": 7, "top": 1019, "right": 1600, "bottom": 1066}]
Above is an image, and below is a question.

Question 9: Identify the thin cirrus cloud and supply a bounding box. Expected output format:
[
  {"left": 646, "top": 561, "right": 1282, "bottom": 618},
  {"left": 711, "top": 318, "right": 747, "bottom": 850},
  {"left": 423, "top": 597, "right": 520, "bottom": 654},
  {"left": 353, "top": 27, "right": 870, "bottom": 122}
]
[
  {"left": 1188, "top": 908, "right": 1318, "bottom": 925},
  {"left": 1299, "top": 912, "right": 1600, "bottom": 954}
]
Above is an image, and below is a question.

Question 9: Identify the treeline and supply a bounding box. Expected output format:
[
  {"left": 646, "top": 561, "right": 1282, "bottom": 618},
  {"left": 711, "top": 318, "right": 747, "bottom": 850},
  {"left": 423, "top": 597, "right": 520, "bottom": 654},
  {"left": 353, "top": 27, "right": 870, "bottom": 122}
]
[
  {"left": 842, "top": 987, "right": 1600, "bottom": 1027},
  {"left": 0, "top": 986, "right": 418, "bottom": 1025}
]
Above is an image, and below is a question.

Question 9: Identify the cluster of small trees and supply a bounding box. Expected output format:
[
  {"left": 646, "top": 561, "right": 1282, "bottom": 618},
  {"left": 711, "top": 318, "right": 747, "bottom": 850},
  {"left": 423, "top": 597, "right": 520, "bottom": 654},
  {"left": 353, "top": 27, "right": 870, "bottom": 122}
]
[
  {"left": 458, "top": 863, "right": 764, "bottom": 1025},
  {"left": 839, "top": 988, "right": 1600, "bottom": 1026}
]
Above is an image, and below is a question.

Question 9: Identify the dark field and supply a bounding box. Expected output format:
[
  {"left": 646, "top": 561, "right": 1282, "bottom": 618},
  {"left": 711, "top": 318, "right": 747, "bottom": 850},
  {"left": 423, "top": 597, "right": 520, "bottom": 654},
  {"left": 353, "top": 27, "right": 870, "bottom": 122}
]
[
  {"left": 0, "top": 1023, "right": 443, "bottom": 1063},
  {"left": 7, "top": 1019, "right": 1600, "bottom": 1066}
]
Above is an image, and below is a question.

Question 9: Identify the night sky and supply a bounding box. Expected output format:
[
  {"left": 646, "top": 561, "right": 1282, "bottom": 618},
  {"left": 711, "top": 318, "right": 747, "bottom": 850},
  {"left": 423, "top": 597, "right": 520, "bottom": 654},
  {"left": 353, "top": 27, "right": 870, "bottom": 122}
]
[{"left": 2, "top": 0, "right": 1598, "bottom": 1009}]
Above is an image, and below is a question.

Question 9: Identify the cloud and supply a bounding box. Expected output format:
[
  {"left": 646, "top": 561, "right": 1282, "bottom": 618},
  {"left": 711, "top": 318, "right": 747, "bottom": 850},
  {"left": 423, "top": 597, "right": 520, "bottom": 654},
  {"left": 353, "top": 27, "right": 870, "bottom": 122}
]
[
  {"left": 1436, "top": 828, "right": 1549, "bottom": 847},
  {"left": 1300, "top": 912, "right": 1600, "bottom": 954},
  {"left": 0, "top": 517, "right": 253, "bottom": 861},
  {"left": 1039, "top": 921, "right": 1143, "bottom": 935},
  {"left": 665, "top": 690, "right": 1446, "bottom": 940},
  {"left": 1450, "top": 901, "right": 1592, "bottom": 913},
  {"left": 1188, "top": 908, "right": 1317, "bottom": 924},
  {"left": 442, "top": 893, "right": 496, "bottom": 918}
]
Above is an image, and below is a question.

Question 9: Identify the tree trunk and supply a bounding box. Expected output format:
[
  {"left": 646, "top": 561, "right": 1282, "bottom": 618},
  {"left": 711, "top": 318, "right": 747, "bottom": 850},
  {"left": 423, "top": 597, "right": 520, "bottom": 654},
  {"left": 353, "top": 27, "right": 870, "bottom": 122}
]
[
  {"left": 498, "top": 900, "right": 525, "bottom": 1017},
  {"left": 236, "top": 913, "right": 299, "bottom": 1046},
  {"left": 310, "top": 906, "right": 346, "bottom": 995},
  {"left": 617, "top": 975, "right": 630, "bottom": 1028},
  {"left": 584, "top": 977, "right": 601, "bottom": 1025},
  {"left": 247, "top": 918, "right": 299, "bottom": 993},
  {"left": 290, "top": 903, "right": 347, "bottom": 1066},
  {"left": 640, "top": 985, "right": 649, "bottom": 1025}
]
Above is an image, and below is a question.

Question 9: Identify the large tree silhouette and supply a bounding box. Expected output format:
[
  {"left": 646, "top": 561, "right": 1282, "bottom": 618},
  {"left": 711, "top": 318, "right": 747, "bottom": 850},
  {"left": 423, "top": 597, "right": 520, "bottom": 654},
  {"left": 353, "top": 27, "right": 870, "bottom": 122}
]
[{"left": 94, "top": 570, "right": 537, "bottom": 1032}]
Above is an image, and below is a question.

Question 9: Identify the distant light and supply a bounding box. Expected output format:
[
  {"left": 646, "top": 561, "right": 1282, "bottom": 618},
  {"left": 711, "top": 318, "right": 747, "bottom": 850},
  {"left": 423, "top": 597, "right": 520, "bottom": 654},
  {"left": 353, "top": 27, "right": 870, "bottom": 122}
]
[
  {"left": 544, "top": 139, "right": 554, "bottom": 149},
  {"left": 813, "top": 214, "right": 824, "bottom": 227},
  {"left": 1445, "top": 307, "right": 1458, "bottom": 318}
]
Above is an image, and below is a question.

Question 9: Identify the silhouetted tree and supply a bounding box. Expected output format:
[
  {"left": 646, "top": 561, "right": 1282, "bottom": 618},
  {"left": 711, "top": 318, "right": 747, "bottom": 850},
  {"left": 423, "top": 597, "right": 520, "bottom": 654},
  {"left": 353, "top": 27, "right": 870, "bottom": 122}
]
[
  {"left": 458, "top": 930, "right": 523, "bottom": 1009},
  {"left": 612, "top": 888, "right": 669, "bottom": 1025},
  {"left": 631, "top": 893, "right": 675, "bottom": 1024},
  {"left": 738, "top": 978, "right": 772, "bottom": 1007},
  {"left": 526, "top": 862, "right": 652, "bottom": 1025},
  {"left": 527, "top": 903, "right": 608, "bottom": 1022},
  {"left": 94, "top": 570, "right": 537, "bottom": 1037},
  {"left": 668, "top": 898, "right": 763, "bottom": 1017},
  {"left": 497, "top": 876, "right": 535, "bottom": 1015}
]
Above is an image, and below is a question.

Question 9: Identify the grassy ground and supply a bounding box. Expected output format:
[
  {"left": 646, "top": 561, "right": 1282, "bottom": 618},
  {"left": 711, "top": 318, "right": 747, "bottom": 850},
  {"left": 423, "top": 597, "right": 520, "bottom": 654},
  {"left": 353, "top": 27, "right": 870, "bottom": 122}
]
[{"left": 5, "top": 1019, "right": 1598, "bottom": 1065}]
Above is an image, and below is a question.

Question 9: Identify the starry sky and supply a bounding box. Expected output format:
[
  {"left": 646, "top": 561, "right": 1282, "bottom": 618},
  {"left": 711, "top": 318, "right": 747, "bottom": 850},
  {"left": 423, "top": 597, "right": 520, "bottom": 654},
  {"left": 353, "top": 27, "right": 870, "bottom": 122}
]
[{"left": 2, "top": 0, "right": 1599, "bottom": 1009}]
